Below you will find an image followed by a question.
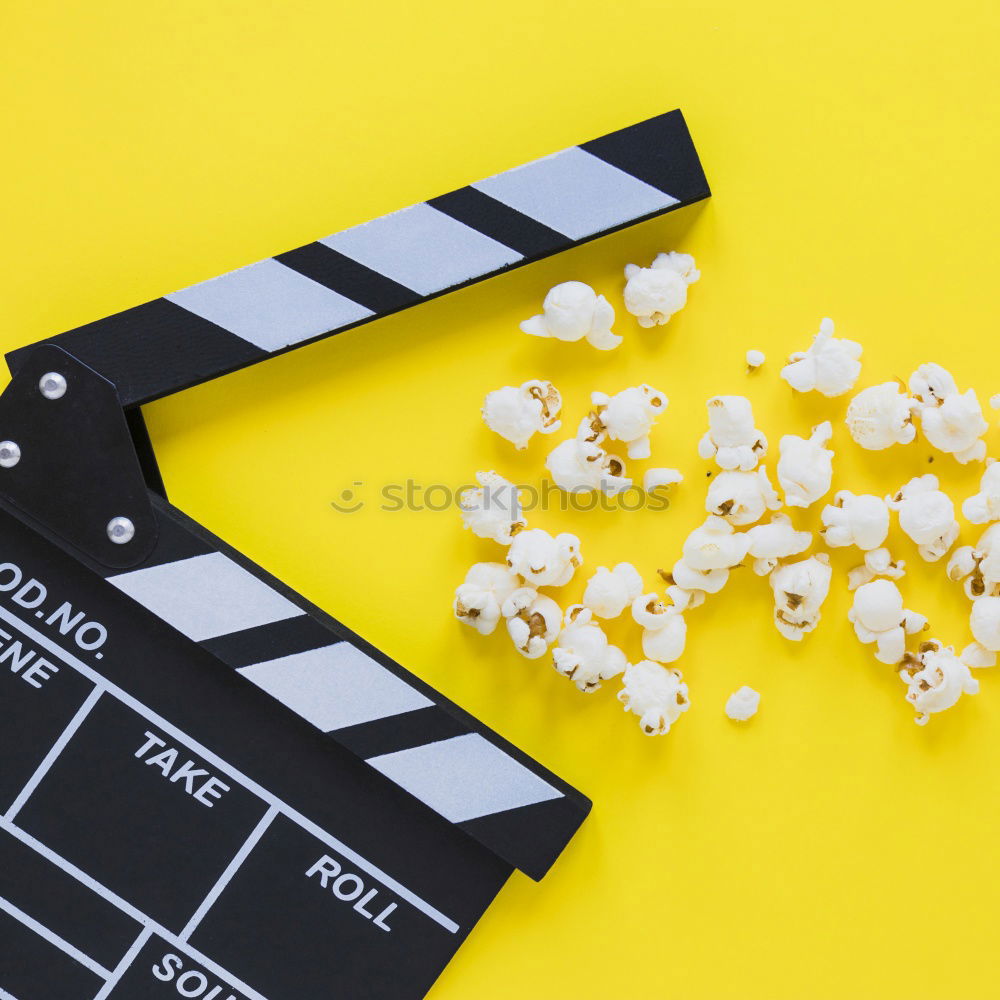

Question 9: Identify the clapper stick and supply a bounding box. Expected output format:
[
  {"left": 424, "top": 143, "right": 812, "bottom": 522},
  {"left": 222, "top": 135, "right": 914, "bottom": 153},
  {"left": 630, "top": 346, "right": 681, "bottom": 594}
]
[{"left": 0, "top": 110, "right": 709, "bottom": 1000}]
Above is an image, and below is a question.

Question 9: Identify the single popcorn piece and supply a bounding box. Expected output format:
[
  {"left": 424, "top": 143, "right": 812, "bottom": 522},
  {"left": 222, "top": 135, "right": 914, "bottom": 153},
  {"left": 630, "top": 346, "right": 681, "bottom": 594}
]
[
  {"left": 886, "top": 474, "right": 959, "bottom": 562},
  {"left": 846, "top": 382, "right": 916, "bottom": 450},
  {"left": 589, "top": 385, "right": 668, "bottom": 460},
  {"left": 664, "top": 558, "right": 730, "bottom": 600},
  {"left": 705, "top": 467, "right": 782, "bottom": 527},
  {"left": 617, "top": 659, "right": 690, "bottom": 735},
  {"left": 948, "top": 524, "right": 1000, "bottom": 600},
  {"left": 769, "top": 553, "right": 832, "bottom": 641},
  {"left": 899, "top": 640, "right": 979, "bottom": 726},
  {"left": 991, "top": 394, "right": 1000, "bottom": 410},
  {"left": 820, "top": 490, "right": 890, "bottom": 551},
  {"left": 697, "top": 396, "right": 768, "bottom": 471},
  {"left": 745, "top": 513, "right": 812, "bottom": 576},
  {"left": 631, "top": 593, "right": 688, "bottom": 663},
  {"left": 643, "top": 467, "right": 683, "bottom": 492},
  {"left": 520, "top": 281, "right": 620, "bottom": 350},
  {"left": 552, "top": 605, "right": 628, "bottom": 693},
  {"left": 909, "top": 363, "right": 988, "bottom": 464},
  {"left": 683, "top": 515, "right": 752, "bottom": 571},
  {"left": 725, "top": 686, "right": 761, "bottom": 721},
  {"left": 780, "top": 318, "right": 862, "bottom": 397},
  {"left": 506, "top": 529, "right": 582, "bottom": 587},
  {"left": 746, "top": 349, "right": 766, "bottom": 372},
  {"left": 545, "top": 437, "right": 631, "bottom": 494},
  {"left": 962, "top": 460, "right": 1000, "bottom": 524},
  {"left": 848, "top": 580, "right": 928, "bottom": 665},
  {"left": 482, "top": 379, "right": 562, "bottom": 449},
  {"left": 847, "top": 547, "right": 907, "bottom": 591},
  {"left": 622, "top": 251, "right": 700, "bottom": 328},
  {"left": 453, "top": 562, "right": 522, "bottom": 636},
  {"left": 501, "top": 587, "right": 561, "bottom": 659},
  {"left": 583, "top": 563, "right": 644, "bottom": 619},
  {"left": 777, "top": 421, "right": 834, "bottom": 509},
  {"left": 459, "top": 471, "right": 526, "bottom": 545},
  {"left": 963, "top": 596, "right": 1000, "bottom": 668}
]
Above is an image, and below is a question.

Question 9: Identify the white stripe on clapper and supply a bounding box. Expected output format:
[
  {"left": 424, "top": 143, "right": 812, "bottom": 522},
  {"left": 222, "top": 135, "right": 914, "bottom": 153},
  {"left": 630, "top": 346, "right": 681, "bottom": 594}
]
[{"left": 92, "top": 927, "right": 153, "bottom": 1000}]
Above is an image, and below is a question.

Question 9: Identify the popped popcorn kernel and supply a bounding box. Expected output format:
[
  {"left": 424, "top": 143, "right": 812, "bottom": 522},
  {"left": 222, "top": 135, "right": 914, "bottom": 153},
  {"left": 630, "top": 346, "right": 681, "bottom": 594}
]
[
  {"left": 545, "top": 436, "right": 631, "bottom": 494},
  {"left": 746, "top": 349, "right": 766, "bottom": 372},
  {"left": 643, "top": 467, "right": 684, "bottom": 492},
  {"left": 623, "top": 252, "right": 700, "bottom": 328},
  {"left": 618, "top": 659, "right": 690, "bottom": 735},
  {"left": 990, "top": 394, "right": 1000, "bottom": 410},
  {"left": 964, "top": 596, "right": 1000, "bottom": 667},
  {"left": 847, "top": 547, "right": 907, "bottom": 591},
  {"left": 899, "top": 640, "right": 979, "bottom": 725},
  {"left": 501, "top": 587, "right": 562, "bottom": 659},
  {"left": 682, "top": 515, "right": 752, "bottom": 572},
  {"left": 583, "top": 563, "right": 644, "bottom": 619},
  {"left": 777, "top": 421, "right": 834, "bottom": 509},
  {"left": 909, "top": 363, "right": 988, "bottom": 464},
  {"left": 459, "top": 471, "right": 526, "bottom": 545},
  {"left": 846, "top": 382, "right": 916, "bottom": 450},
  {"left": 848, "top": 580, "right": 927, "bottom": 665},
  {"left": 725, "top": 686, "right": 761, "bottom": 721},
  {"left": 506, "top": 529, "right": 582, "bottom": 587},
  {"left": 520, "top": 281, "right": 620, "bottom": 350},
  {"left": 948, "top": 524, "right": 1000, "bottom": 600},
  {"left": 745, "top": 513, "right": 813, "bottom": 576},
  {"left": 781, "top": 318, "right": 862, "bottom": 397},
  {"left": 589, "top": 384, "right": 668, "bottom": 460},
  {"left": 482, "top": 379, "right": 562, "bottom": 449},
  {"left": 454, "top": 563, "right": 522, "bottom": 636},
  {"left": 886, "top": 474, "right": 959, "bottom": 562},
  {"left": 697, "top": 395, "right": 768, "bottom": 471},
  {"left": 631, "top": 593, "right": 687, "bottom": 663},
  {"left": 769, "top": 554, "right": 832, "bottom": 641},
  {"left": 552, "top": 605, "right": 628, "bottom": 693},
  {"left": 820, "top": 490, "right": 890, "bottom": 551},
  {"left": 962, "top": 460, "right": 1000, "bottom": 525}
]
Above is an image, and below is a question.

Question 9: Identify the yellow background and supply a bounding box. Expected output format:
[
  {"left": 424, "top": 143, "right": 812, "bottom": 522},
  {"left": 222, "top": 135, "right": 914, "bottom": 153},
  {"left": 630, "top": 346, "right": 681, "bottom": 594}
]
[{"left": 3, "top": 2, "right": 1000, "bottom": 997}]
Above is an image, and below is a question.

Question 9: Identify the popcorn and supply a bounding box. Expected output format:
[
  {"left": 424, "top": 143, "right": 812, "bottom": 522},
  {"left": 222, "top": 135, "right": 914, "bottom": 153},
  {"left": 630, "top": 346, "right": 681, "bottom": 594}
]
[
  {"left": 697, "top": 396, "right": 768, "bottom": 471},
  {"left": 909, "top": 363, "right": 988, "bottom": 464},
  {"left": 962, "top": 460, "right": 1000, "bottom": 524},
  {"left": 848, "top": 580, "right": 928, "bottom": 665},
  {"left": 845, "top": 382, "right": 916, "bottom": 450},
  {"left": 589, "top": 384, "right": 668, "bottom": 460},
  {"left": 705, "top": 467, "right": 782, "bottom": 527},
  {"left": 583, "top": 563, "right": 644, "bottom": 619},
  {"left": 454, "top": 562, "right": 522, "bottom": 636},
  {"left": 780, "top": 318, "right": 862, "bottom": 397},
  {"left": 847, "top": 547, "right": 907, "bottom": 591},
  {"left": 745, "top": 513, "right": 812, "bottom": 576},
  {"left": 777, "top": 422, "right": 834, "bottom": 508},
  {"left": 506, "top": 529, "right": 582, "bottom": 587},
  {"left": 664, "top": 558, "right": 729, "bottom": 600},
  {"left": 459, "top": 471, "right": 526, "bottom": 545},
  {"left": 769, "top": 554, "right": 832, "bottom": 641},
  {"left": 643, "top": 467, "right": 684, "bottom": 492},
  {"left": 501, "top": 587, "right": 561, "bottom": 659},
  {"left": 947, "top": 524, "right": 1000, "bottom": 599},
  {"left": 682, "top": 515, "right": 752, "bottom": 571},
  {"left": 963, "top": 596, "right": 1000, "bottom": 668},
  {"left": 545, "top": 437, "right": 631, "bottom": 494},
  {"left": 552, "top": 605, "right": 628, "bottom": 693},
  {"left": 820, "top": 491, "right": 890, "bottom": 551},
  {"left": 886, "top": 474, "right": 959, "bottom": 562},
  {"left": 482, "top": 379, "right": 562, "bottom": 449},
  {"left": 746, "top": 349, "right": 766, "bottom": 371},
  {"left": 725, "top": 686, "right": 760, "bottom": 721},
  {"left": 898, "top": 640, "right": 979, "bottom": 726},
  {"left": 520, "top": 281, "right": 620, "bottom": 350},
  {"left": 991, "top": 394, "right": 1000, "bottom": 410},
  {"left": 631, "top": 594, "right": 687, "bottom": 663},
  {"left": 617, "top": 659, "right": 690, "bottom": 735},
  {"left": 622, "top": 252, "right": 700, "bottom": 328}
]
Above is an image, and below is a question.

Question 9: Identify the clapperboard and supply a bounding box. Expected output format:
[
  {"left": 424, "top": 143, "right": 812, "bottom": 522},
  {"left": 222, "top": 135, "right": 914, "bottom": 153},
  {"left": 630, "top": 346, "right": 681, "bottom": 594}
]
[{"left": 0, "top": 110, "right": 709, "bottom": 1000}]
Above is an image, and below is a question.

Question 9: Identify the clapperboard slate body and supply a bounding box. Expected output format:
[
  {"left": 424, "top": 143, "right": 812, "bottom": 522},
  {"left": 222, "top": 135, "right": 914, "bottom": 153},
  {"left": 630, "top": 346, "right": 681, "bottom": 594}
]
[{"left": 0, "top": 111, "right": 709, "bottom": 1000}]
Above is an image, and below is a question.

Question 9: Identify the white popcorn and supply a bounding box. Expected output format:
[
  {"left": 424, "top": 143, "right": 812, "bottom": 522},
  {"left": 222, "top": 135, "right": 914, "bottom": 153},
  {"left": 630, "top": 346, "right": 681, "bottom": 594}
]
[
  {"left": 847, "top": 547, "right": 907, "bottom": 590},
  {"left": 898, "top": 640, "right": 979, "bottom": 726},
  {"left": 643, "top": 467, "right": 683, "bottom": 492},
  {"left": 583, "top": 563, "right": 644, "bottom": 619},
  {"left": 886, "top": 474, "right": 959, "bottom": 562},
  {"left": 631, "top": 594, "right": 687, "bottom": 663},
  {"left": 520, "top": 281, "right": 620, "bottom": 350},
  {"left": 664, "top": 585, "right": 706, "bottom": 612},
  {"left": 777, "top": 422, "right": 834, "bottom": 509},
  {"left": 622, "top": 252, "right": 699, "bottom": 328},
  {"left": 501, "top": 587, "right": 561, "bottom": 659},
  {"left": 545, "top": 437, "right": 631, "bottom": 494},
  {"left": 697, "top": 396, "right": 768, "bottom": 471},
  {"left": 746, "top": 349, "right": 766, "bottom": 371},
  {"left": 459, "top": 471, "right": 526, "bottom": 545},
  {"left": 725, "top": 686, "right": 760, "bottom": 721},
  {"left": 820, "top": 491, "right": 890, "bottom": 551},
  {"left": 453, "top": 563, "right": 522, "bottom": 636},
  {"left": 909, "top": 363, "right": 988, "bottom": 464},
  {"left": 552, "top": 605, "right": 628, "bottom": 693},
  {"left": 617, "top": 659, "right": 690, "bottom": 735},
  {"left": 705, "top": 467, "right": 781, "bottom": 527},
  {"left": 589, "top": 384, "right": 668, "bottom": 460},
  {"left": 948, "top": 524, "right": 1000, "bottom": 600},
  {"left": 482, "top": 379, "right": 562, "bottom": 449},
  {"left": 848, "top": 580, "right": 927, "bottom": 665},
  {"left": 845, "top": 382, "right": 916, "bottom": 450},
  {"left": 991, "top": 394, "right": 1000, "bottom": 410},
  {"left": 780, "top": 318, "right": 862, "bottom": 397},
  {"left": 769, "top": 554, "right": 832, "bottom": 641},
  {"left": 506, "top": 529, "right": 582, "bottom": 587},
  {"left": 963, "top": 596, "right": 1000, "bottom": 668},
  {"left": 682, "top": 515, "right": 752, "bottom": 571},
  {"left": 745, "top": 513, "right": 812, "bottom": 576},
  {"left": 962, "top": 460, "right": 1000, "bottom": 525},
  {"left": 666, "top": 558, "right": 730, "bottom": 596}
]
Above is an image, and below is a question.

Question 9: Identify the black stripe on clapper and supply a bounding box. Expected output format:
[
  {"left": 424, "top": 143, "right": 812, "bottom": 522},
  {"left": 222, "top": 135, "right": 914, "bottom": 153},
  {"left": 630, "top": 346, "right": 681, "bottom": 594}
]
[
  {"left": 201, "top": 616, "right": 336, "bottom": 669},
  {"left": 427, "top": 188, "right": 568, "bottom": 258},
  {"left": 335, "top": 706, "right": 470, "bottom": 760}
]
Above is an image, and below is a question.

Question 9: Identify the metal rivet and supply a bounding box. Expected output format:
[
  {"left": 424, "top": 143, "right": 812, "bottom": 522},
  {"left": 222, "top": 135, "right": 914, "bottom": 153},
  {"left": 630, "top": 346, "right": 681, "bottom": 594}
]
[
  {"left": 39, "top": 372, "right": 68, "bottom": 400},
  {"left": 107, "top": 516, "right": 136, "bottom": 545},
  {"left": 0, "top": 441, "right": 21, "bottom": 469}
]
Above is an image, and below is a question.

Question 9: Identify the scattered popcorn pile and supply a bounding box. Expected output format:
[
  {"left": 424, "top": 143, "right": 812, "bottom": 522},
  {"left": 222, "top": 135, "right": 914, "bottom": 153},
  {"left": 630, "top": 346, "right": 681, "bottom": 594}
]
[{"left": 453, "top": 255, "right": 1000, "bottom": 734}]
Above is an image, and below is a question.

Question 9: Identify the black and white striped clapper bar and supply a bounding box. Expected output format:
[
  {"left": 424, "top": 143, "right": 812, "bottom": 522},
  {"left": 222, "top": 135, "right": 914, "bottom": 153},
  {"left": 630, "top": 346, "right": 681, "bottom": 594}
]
[{"left": 0, "top": 111, "right": 709, "bottom": 1000}]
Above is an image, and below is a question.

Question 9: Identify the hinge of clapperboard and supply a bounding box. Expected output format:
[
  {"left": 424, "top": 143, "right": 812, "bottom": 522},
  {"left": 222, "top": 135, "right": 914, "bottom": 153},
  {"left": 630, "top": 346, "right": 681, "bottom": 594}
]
[{"left": 0, "top": 110, "right": 710, "bottom": 881}]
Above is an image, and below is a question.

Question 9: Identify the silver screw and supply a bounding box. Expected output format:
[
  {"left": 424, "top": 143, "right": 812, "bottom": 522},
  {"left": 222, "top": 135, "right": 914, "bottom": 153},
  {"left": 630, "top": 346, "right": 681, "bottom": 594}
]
[
  {"left": 39, "top": 372, "right": 68, "bottom": 400},
  {"left": 107, "top": 516, "right": 136, "bottom": 545},
  {"left": 0, "top": 441, "right": 21, "bottom": 469}
]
